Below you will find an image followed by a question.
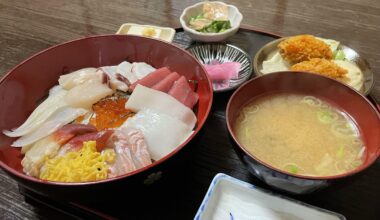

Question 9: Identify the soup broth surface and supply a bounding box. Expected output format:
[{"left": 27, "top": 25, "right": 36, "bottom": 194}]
[{"left": 235, "top": 94, "right": 364, "bottom": 176}]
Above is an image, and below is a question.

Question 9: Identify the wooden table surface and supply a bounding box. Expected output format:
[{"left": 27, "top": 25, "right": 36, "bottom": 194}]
[{"left": 0, "top": 0, "right": 379, "bottom": 219}]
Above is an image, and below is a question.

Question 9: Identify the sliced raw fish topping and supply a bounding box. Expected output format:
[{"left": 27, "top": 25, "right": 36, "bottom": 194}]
[
  {"left": 126, "top": 85, "right": 197, "bottom": 129},
  {"left": 131, "top": 62, "right": 156, "bottom": 79},
  {"left": 129, "top": 67, "right": 171, "bottom": 91},
  {"left": 11, "top": 107, "right": 88, "bottom": 147},
  {"left": 168, "top": 76, "right": 199, "bottom": 109},
  {"left": 151, "top": 72, "right": 180, "bottom": 92},
  {"left": 3, "top": 88, "right": 68, "bottom": 137},
  {"left": 108, "top": 127, "right": 152, "bottom": 177},
  {"left": 60, "top": 130, "right": 113, "bottom": 153},
  {"left": 65, "top": 81, "right": 113, "bottom": 109},
  {"left": 58, "top": 68, "right": 100, "bottom": 90},
  {"left": 123, "top": 109, "right": 192, "bottom": 161},
  {"left": 117, "top": 61, "right": 136, "bottom": 83}
]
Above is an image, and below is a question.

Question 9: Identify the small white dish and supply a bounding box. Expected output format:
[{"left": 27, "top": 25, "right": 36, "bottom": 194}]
[
  {"left": 116, "top": 23, "right": 176, "bottom": 42},
  {"left": 195, "top": 173, "right": 346, "bottom": 220},
  {"left": 180, "top": 1, "right": 243, "bottom": 42}
]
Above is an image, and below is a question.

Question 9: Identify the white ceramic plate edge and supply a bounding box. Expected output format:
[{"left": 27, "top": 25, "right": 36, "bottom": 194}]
[{"left": 194, "top": 173, "right": 346, "bottom": 220}]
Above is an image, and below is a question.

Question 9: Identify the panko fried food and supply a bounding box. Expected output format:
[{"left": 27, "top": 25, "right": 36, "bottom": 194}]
[
  {"left": 278, "top": 35, "right": 333, "bottom": 64},
  {"left": 291, "top": 58, "right": 348, "bottom": 81}
]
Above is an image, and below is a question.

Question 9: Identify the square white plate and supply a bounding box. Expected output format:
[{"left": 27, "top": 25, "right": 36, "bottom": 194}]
[
  {"left": 116, "top": 23, "right": 175, "bottom": 42},
  {"left": 195, "top": 173, "right": 346, "bottom": 220}
]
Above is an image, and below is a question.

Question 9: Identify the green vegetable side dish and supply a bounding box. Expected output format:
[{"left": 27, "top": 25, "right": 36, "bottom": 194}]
[
  {"left": 189, "top": 14, "right": 231, "bottom": 33},
  {"left": 199, "top": 20, "right": 231, "bottom": 33}
]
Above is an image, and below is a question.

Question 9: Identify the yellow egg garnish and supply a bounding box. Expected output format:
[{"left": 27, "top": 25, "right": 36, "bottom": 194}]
[
  {"left": 40, "top": 141, "right": 115, "bottom": 182},
  {"left": 142, "top": 27, "right": 157, "bottom": 37}
]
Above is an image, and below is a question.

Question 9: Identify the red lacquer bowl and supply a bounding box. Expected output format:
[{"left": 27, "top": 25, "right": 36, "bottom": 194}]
[
  {"left": 0, "top": 35, "right": 213, "bottom": 200},
  {"left": 226, "top": 71, "right": 380, "bottom": 194}
]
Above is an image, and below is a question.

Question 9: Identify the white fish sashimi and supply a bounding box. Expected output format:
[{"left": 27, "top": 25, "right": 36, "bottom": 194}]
[
  {"left": 11, "top": 107, "right": 88, "bottom": 147},
  {"left": 3, "top": 89, "right": 68, "bottom": 137},
  {"left": 125, "top": 85, "right": 197, "bottom": 130},
  {"left": 58, "top": 68, "right": 100, "bottom": 90},
  {"left": 123, "top": 109, "right": 192, "bottom": 161},
  {"left": 116, "top": 61, "right": 138, "bottom": 84},
  {"left": 131, "top": 62, "right": 156, "bottom": 79},
  {"left": 49, "top": 85, "right": 63, "bottom": 96},
  {"left": 101, "top": 66, "right": 129, "bottom": 92},
  {"left": 21, "top": 135, "right": 60, "bottom": 177},
  {"left": 65, "top": 81, "right": 113, "bottom": 109}
]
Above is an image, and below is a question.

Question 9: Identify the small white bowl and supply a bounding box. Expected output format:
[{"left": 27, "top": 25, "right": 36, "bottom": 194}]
[{"left": 180, "top": 1, "right": 243, "bottom": 42}]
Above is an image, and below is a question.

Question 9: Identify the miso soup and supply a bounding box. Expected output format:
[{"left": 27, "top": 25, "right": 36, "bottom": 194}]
[{"left": 234, "top": 94, "right": 365, "bottom": 176}]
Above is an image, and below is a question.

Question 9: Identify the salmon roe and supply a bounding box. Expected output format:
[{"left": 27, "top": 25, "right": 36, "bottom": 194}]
[{"left": 89, "top": 98, "right": 134, "bottom": 130}]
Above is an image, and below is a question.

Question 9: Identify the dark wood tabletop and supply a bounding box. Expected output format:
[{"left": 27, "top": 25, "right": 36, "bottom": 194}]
[{"left": 0, "top": 0, "right": 379, "bottom": 219}]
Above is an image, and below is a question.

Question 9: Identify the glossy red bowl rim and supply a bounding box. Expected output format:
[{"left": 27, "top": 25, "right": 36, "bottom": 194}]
[
  {"left": 0, "top": 34, "right": 213, "bottom": 186},
  {"left": 226, "top": 71, "right": 380, "bottom": 180}
]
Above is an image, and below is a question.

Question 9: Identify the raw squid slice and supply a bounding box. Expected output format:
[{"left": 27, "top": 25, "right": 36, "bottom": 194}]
[
  {"left": 101, "top": 66, "right": 129, "bottom": 92},
  {"left": 11, "top": 107, "right": 88, "bottom": 147},
  {"left": 123, "top": 109, "right": 192, "bottom": 161},
  {"left": 125, "top": 85, "right": 197, "bottom": 130},
  {"left": 131, "top": 62, "right": 156, "bottom": 79},
  {"left": 65, "top": 81, "right": 113, "bottom": 109},
  {"left": 58, "top": 68, "right": 100, "bottom": 89},
  {"left": 3, "top": 89, "right": 68, "bottom": 137},
  {"left": 129, "top": 67, "right": 171, "bottom": 92},
  {"left": 21, "top": 124, "right": 97, "bottom": 176},
  {"left": 108, "top": 127, "right": 152, "bottom": 177},
  {"left": 117, "top": 61, "right": 137, "bottom": 84}
]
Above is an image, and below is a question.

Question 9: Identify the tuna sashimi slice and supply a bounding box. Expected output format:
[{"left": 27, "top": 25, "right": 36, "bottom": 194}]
[
  {"left": 125, "top": 85, "right": 197, "bottom": 130},
  {"left": 151, "top": 72, "right": 180, "bottom": 92},
  {"left": 129, "top": 67, "right": 171, "bottom": 92},
  {"left": 204, "top": 61, "right": 241, "bottom": 81},
  {"left": 184, "top": 91, "right": 199, "bottom": 109},
  {"left": 168, "top": 76, "right": 190, "bottom": 104}
]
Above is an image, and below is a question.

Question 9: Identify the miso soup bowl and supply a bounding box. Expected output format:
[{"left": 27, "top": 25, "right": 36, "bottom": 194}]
[
  {"left": 226, "top": 71, "right": 380, "bottom": 194},
  {"left": 0, "top": 35, "right": 213, "bottom": 201}
]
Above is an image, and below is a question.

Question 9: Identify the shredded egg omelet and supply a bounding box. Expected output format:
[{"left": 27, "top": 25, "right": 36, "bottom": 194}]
[{"left": 40, "top": 141, "right": 115, "bottom": 182}]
